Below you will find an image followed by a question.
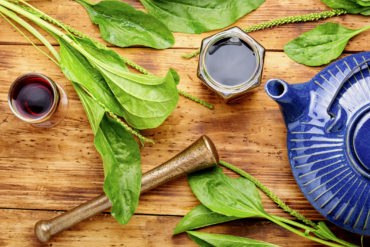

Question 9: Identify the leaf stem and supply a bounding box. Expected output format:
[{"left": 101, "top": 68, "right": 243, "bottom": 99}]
[
  {"left": 182, "top": 9, "right": 347, "bottom": 59},
  {"left": 0, "top": 5, "right": 59, "bottom": 63},
  {"left": 219, "top": 160, "right": 317, "bottom": 228},
  {"left": 264, "top": 214, "right": 344, "bottom": 247},
  {"left": 0, "top": 1, "right": 122, "bottom": 78},
  {"left": 269, "top": 215, "right": 316, "bottom": 232}
]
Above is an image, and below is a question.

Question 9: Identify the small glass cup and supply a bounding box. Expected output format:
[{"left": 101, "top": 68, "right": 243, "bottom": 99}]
[{"left": 8, "top": 73, "right": 68, "bottom": 128}]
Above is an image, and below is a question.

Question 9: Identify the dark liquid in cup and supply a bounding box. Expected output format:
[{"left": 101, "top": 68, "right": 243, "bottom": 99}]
[
  {"left": 11, "top": 75, "right": 54, "bottom": 119},
  {"left": 205, "top": 37, "right": 257, "bottom": 86}
]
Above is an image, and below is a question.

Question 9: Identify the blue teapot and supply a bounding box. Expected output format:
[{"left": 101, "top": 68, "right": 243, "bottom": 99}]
[{"left": 265, "top": 52, "right": 370, "bottom": 235}]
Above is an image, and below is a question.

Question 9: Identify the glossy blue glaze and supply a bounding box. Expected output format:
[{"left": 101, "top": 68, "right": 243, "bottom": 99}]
[{"left": 265, "top": 52, "right": 370, "bottom": 236}]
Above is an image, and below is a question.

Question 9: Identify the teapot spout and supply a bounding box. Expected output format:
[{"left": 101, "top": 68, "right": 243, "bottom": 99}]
[{"left": 265, "top": 79, "right": 309, "bottom": 124}]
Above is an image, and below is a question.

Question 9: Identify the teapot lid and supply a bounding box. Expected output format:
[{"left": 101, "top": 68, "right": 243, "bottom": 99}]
[{"left": 286, "top": 52, "right": 370, "bottom": 235}]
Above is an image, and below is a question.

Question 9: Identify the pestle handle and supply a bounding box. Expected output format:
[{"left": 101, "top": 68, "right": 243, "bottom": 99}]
[{"left": 35, "top": 135, "right": 219, "bottom": 242}]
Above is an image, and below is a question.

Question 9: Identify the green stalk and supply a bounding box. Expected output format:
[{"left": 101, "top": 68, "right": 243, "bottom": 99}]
[
  {"left": 0, "top": 0, "right": 142, "bottom": 80},
  {"left": 182, "top": 9, "right": 347, "bottom": 59},
  {"left": 0, "top": 11, "right": 58, "bottom": 66},
  {"left": 269, "top": 215, "right": 316, "bottom": 232},
  {"left": 264, "top": 214, "right": 345, "bottom": 247},
  {"left": 272, "top": 215, "right": 357, "bottom": 247},
  {"left": 0, "top": 0, "right": 75, "bottom": 43},
  {"left": 0, "top": 5, "right": 59, "bottom": 62}
]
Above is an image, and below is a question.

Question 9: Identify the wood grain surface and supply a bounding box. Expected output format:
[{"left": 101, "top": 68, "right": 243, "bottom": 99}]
[
  {"left": 0, "top": 209, "right": 362, "bottom": 247},
  {"left": 0, "top": 0, "right": 369, "bottom": 246}
]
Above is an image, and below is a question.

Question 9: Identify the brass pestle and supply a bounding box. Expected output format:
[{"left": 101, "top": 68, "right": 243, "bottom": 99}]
[{"left": 35, "top": 135, "right": 219, "bottom": 242}]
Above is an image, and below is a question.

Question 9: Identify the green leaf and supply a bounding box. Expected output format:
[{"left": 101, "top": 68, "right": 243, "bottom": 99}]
[
  {"left": 187, "top": 231, "right": 280, "bottom": 247},
  {"left": 355, "top": 0, "right": 370, "bottom": 7},
  {"left": 99, "top": 115, "right": 142, "bottom": 225},
  {"left": 139, "top": 0, "right": 265, "bottom": 34},
  {"left": 68, "top": 36, "right": 179, "bottom": 129},
  {"left": 73, "top": 84, "right": 142, "bottom": 225},
  {"left": 169, "top": 68, "right": 180, "bottom": 85},
  {"left": 102, "top": 67, "right": 179, "bottom": 129},
  {"left": 284, "top": 22, "right": 370, "bottom": 66},
  {"left": 75, "top": 0, "right": 174, "bottom": 49},
  {"left": 173, "top": 204, "right": 241, "bottom": 235},
  {"left": 322, "top": 0, "right": 370, "bottom": 15},
  {"left": 73, "top": 83, "right": 105, "bottom": 134},
  {"left": 188, "top": 166, "right": 265, "bottom": 218},
  {"left": 58, "top": 37, "right": 124, "bottom": 117}
]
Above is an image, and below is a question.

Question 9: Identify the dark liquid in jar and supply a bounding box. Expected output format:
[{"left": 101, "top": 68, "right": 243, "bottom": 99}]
[
  {"left": 11, "top": 75, "right": 54, "bottom": 119},
  {"left": 205, "top": 37, "right": 257, "bottom": 86}
]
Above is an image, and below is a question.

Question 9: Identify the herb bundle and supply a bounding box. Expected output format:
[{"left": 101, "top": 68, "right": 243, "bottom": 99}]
[
  {"left": 0, "top": 0, "right": 180, "bottom": 225},
  {"left": 175, "top": 162, "right": 359, "bottom": 247}
]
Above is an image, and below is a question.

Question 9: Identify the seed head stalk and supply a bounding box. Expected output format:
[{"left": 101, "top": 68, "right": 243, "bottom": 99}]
[{"left": 182, "top": 9, "right": 347, "bottom": 59}]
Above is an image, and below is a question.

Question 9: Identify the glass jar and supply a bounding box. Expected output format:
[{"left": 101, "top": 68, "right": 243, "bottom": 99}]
[{"left": 198, "top": 27, "right": 265, "bottom": 102}]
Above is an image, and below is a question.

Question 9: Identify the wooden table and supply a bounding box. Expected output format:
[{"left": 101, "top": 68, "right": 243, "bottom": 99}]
[{"left": 0, "top": 0, "right": 369, "bottom": 246}]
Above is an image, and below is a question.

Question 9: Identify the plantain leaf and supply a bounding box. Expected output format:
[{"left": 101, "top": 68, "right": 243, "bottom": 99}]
[
  {"left": 98, "top": 114, "right": 141, "bottom": 224},
  {"left": 139, "top": 0, "right": 265, "bottom": 34},
  {"left": 72, "top": 83, "right": 105, "bottom": 135},
  {"left": 73, "top": 84, "right": 142, "bottom": 225},
  {"left": 64, "top": 36, "right": 179, "bottom": 129},
  {"left": 58, "top": 37, "right": 124, "bottom": 117},
  {"left": 173, "top": 204, "right": 241, "bottom": 235},
  {"left": 75, "top": 0, "right": 174, "bottom": 49},
  {"left": 355, "top": 0, "right": 370, "bottom": 6},
  {"left": 187, "top": 231, "right": 280, "bottom": 247},
  {"left": 284, "top": 22, "right": 370, "bottom": 66},
  {"left": 188, "top": 166, "right": 265, "bottom": 218},
  {"left": 322, "top": 0, "right": 370, "bottom": 15}
]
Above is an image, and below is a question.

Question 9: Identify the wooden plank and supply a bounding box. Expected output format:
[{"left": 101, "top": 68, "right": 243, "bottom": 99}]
[
  {"left": 0, "top": 0, "right": 369, "bottom": 51},
  {"left": 0, "top": 44, "right": 352, "bottom": 220},
  {"left": 0, "top": 209, "right": 364, "bottom": 246}
]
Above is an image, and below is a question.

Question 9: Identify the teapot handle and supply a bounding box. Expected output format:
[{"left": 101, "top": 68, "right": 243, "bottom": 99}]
[{"left": 327, "top": 58, "right": 370, "bottom": 119}]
